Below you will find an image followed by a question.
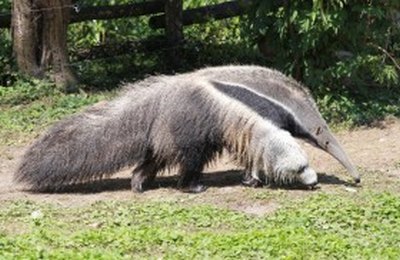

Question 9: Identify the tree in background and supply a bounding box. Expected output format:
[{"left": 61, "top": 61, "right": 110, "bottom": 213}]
[{"left": 12, "top": 0, "right": 77, "bottom": 91}]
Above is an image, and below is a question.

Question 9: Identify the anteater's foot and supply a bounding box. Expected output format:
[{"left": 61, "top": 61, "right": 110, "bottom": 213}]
[
  {"left": 131, "top": 174, "right": 154, "bottom": 193},
  {"left": 179, "top": 183, "right": 208, "bottom": 193},
  {"left": 131, "top": 182, "right": 145, "bottom": 193},
  {"left": 241, "top": 176, "right": 263, "bottom": 188}
]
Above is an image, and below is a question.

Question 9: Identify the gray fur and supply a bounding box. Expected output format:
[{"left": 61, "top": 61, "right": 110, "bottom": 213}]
[
  {"left": 15, "top": 74, "right": 316, "bottom": 192},
  {"left": 193, "top": 65, "right": 360, "bottom": 183}
]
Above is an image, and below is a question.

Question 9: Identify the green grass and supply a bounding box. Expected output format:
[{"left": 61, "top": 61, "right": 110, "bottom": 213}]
[
  {"left": 1, "top": 191, "right": 399, "bottom": 259},
  {"left": 0, "top": 79, "right": 112, "bottom": 145}
]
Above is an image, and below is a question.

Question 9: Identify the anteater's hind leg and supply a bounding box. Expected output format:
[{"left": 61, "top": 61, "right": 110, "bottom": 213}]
[{"left": 131, "top": 162, "right": 159, "bottom": 193}]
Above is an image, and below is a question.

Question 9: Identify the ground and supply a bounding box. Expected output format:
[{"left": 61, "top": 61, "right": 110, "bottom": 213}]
[{"left": 1, "top": 119, "right": 399, "bottom": 216}]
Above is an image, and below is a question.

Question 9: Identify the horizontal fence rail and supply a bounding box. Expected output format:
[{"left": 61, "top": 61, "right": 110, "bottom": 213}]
[
  {"left": 0, "top": 1, "right": 166, "bottom": 29},
  {"left": 0, "top": 0, "right": 251, "bottom": 29},
  {"left": 149, "top": 0, "right": 251, "bottom": 29}
]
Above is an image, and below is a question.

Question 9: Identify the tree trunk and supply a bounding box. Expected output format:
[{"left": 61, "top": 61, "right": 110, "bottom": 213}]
[
  {"left": 12, "top": 0, "right": 41, "bottom": 77},
  {"left": 12, "top": 0, "right": 77, "bottom": 91}
]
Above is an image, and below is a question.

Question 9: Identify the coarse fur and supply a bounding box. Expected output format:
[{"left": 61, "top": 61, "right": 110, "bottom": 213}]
[
  {"left": 15, "top": 74, "right": 317, "bottom": 192},
  {"left": 193, "top": 65, "right": 360, "bottom": 184}
]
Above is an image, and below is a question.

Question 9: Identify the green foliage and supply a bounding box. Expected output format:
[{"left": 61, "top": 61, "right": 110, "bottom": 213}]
[
  {"left": 0, "top": 0, "right": 10, "bottom": 11},
  {"left": 68, "top": 0, "right": 157, "bottom": 49},
  {"left": 0, "top": 0, "right": 13, "bottom": 85},
  {"left": 1, "top": 192, "right": 400, "bottom": 258},
  {"left": 0, "top": 30, "right": 15, "bottom": 87},
  {"left": 317, "top": 86, "right": 400, "bottom": 127},
  {"left": 247, "top": 0, "right": 400, "bottom": 125},
  {"left": 249, "top": 0, "right": 400, "bottom": 87},
  {"left": 67, "top": 0, "right": 228, "bottom": 50}
]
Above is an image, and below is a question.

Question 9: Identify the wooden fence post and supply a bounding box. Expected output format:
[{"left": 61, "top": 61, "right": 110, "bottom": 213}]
[{"left": 164, "top": 0, "right": 183, "bottom": 68}]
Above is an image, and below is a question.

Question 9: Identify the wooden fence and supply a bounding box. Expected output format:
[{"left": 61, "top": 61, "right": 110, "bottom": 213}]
[{"left": 0, "top": 0, "right": 252, "bottom": 45}]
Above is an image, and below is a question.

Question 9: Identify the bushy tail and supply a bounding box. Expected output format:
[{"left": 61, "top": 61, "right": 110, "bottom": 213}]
[{"left": 15, "top": 107, "right": 143, "bottom": 191}]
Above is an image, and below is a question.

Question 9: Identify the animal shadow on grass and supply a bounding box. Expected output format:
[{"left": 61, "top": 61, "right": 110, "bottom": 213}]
[
  {"left": 37, "top": 171, "right": 355, "bottom": 194},
  {"left": 39, "top": 170, "right": 244, "bottom": 194},
  {"left": 260, "top": 173, "right": 355, "bottom": 191},
  {"left": 317, "top": 172, "right": 357, "bottom": 186}
]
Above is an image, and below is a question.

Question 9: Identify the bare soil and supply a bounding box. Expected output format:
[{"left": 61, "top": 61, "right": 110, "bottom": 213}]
[{"left": 1, "top": 119, "right": 399, "bottom": 215}]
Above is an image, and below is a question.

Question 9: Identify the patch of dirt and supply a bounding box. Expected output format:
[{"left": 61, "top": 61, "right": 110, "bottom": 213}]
[
  {"left": 232, "top": 201, "right": 280, "bottom": 216},
  {"left": 1, "top": 119, "right": 400, "bottom": 216}
]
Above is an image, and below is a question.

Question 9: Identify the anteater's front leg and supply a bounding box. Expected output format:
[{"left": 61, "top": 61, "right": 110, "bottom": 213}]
[
  {"left": 131, "top": 162, "right": 158, "bottom": 193},
  {"left": 177, "top": 156, "right": 208, "bottom": 193}
]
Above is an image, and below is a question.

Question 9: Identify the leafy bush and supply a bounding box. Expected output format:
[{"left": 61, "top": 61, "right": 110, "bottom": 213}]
[
  {"left": 247, "top": 0, "right": 400, "bottom": 125},
  {"left": 68, "top": 0, "right": 157, "bottom": 49},
  {"left": 0, "top": 0, "right": 14, "bottom": 86},
  {"left": 248, "top": 0, "right": 400, "bottom": 88},
  {"left": 0, "top": 30, "right": 14, "bottom": 87},
  {"left": 68, "top": 0, "right": 229, "bottom": 51}
]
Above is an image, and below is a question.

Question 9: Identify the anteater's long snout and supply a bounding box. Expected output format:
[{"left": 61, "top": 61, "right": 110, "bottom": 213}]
[{"left": 323, "top": 139, "right": 360, "bottom": 184}]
